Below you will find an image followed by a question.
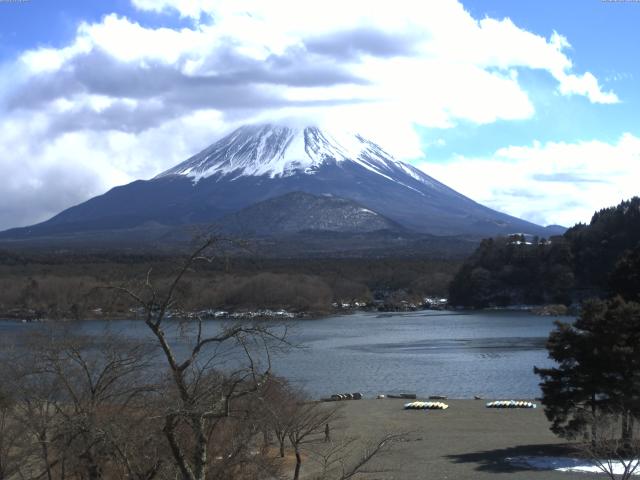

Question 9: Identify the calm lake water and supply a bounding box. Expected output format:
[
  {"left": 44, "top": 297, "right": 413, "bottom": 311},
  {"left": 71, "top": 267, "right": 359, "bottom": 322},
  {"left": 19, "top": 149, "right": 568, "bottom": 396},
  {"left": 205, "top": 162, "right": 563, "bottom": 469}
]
[{"left": 0, "top": 310, "right": 562, "bottom": 399}]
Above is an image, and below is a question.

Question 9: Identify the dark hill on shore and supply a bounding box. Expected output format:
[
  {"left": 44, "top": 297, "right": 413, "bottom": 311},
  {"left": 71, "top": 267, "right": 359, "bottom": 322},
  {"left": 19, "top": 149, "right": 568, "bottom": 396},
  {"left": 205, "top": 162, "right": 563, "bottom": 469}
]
[{"left": 449, "top": 197, "right": 640, "bottom": 308}]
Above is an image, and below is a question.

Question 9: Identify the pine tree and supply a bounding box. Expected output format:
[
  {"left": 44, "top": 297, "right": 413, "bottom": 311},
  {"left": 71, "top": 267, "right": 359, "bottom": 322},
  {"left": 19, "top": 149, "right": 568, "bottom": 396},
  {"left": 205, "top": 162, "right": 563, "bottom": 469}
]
[
  {"left": 535, "top": 297, "right": 640, "bottom": 444},
  {"left": 610, "top": 245, "right": 640, "bottom": 302}
]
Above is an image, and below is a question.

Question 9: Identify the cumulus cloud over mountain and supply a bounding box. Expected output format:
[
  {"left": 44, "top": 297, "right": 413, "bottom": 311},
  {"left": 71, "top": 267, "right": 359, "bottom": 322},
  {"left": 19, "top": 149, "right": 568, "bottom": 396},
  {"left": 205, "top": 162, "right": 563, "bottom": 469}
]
[{"left": 0, "top": 0, "right": 627, "bottom": 230}]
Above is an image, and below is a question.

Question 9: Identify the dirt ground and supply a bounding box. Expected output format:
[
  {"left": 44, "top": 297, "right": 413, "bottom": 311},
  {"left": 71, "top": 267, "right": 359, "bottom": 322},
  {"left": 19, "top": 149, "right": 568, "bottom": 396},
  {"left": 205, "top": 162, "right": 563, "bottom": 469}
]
[{"left": 305, "top": 398, "right": 603, "bottom": 480}]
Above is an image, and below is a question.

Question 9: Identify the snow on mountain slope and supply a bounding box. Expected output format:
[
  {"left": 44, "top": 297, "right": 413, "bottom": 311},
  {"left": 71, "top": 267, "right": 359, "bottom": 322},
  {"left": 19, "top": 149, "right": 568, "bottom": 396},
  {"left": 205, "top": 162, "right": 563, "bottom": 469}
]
[
  {"left": 157, "top": 124, "right": 443, "bottom": 193},
  {"left": 0, "top": 122, "right": 553, "bottom": 243}
]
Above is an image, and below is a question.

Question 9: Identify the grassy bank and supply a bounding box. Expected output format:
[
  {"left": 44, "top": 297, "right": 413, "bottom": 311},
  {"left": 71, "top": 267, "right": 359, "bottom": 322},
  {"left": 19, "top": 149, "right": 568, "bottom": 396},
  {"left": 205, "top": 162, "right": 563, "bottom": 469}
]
[{"left": 315, "top": 399, "right": 596, "bottom": 479}]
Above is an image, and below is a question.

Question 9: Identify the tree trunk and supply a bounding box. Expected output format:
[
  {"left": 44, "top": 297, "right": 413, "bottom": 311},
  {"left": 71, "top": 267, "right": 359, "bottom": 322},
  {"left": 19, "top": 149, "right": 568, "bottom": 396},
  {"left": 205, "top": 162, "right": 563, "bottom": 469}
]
[
  {"left": 293, "top": 447, "right": 302, "bottom": 480},
  {"left": 88, "top": 464, "right": 102, "bottom": 480},
  {"left": 80, "top": 450, "right": 102, "bottom": 480},
  {"left": 163, "top": 417, "right": 195, "bottom": 480},
  {"left": 39, "top": 434, "right": 53, "bottom": 480},
  {"left": 590, "top": 394, "right": 597, "bottom": 446},
  {"left": 279, "top": 438, "right": 286, "bottom": 458},
  {"left": 622, "top": 410, "right": 633, "bottom": 452},
  {"left": 192, "top": 416, "right": 208, "bottom": 480}
]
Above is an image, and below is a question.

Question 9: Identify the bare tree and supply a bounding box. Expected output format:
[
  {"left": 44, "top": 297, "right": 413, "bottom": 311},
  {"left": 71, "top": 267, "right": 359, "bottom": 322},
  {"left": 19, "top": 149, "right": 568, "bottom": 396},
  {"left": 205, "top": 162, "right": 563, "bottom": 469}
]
[
  {"left": 7, "top": 360, "right": 64, "bottom": 480},
  {"left": 260, "top": 378, "right": 404, "bottom": 480},
  {"left": 1, "top": 236, "right": 399, "bottom": 480},
  {"left": 0, "top": 329, "right": 168, "bottom": 480},
  {"left": 308, "top": 433, "right": 406, "bottom": 480},
  {"left": 579, "top": 410, "right": 640, "bottom": 480},
  {"left": 286, "top": 399, "right": 341, "bottom": 480},
  {"left": 107, "top": 236, "right": 289, "bottom": 480},
  {"left": 0, "top": 386, "right": 25, "bottom": 480},
  {"left": 42, "top": 335, "right": 157, "bottom": 480},
  {"left": 261, "top": 377, "right": 300, "bottom": 458}
]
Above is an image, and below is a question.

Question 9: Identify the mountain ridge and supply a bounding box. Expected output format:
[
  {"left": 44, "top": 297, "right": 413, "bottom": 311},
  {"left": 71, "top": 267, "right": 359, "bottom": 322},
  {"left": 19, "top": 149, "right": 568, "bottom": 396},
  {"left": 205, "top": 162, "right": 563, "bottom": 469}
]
[
  {"left": 220, "top": 191, "right": 404, "bottom": 236},
  {"left": 0, "top": 123, "right": 560, "bottom": 248}
]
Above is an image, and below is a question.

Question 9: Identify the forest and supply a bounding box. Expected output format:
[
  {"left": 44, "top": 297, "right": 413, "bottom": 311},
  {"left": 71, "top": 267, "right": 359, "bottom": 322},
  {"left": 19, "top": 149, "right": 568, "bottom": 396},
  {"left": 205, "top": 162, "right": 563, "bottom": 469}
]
[
  {"left": 449, "top": 197, "right": 640, "bottom": 308},
  {"left": 0, "top": 249, "right": 460, "bottom": 320}
]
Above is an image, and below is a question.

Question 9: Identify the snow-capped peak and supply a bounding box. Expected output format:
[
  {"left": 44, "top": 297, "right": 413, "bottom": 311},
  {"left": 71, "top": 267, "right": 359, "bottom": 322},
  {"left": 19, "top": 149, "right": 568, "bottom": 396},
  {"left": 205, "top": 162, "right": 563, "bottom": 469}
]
[{"left": 156, "top": 124, "right": 434, "bottom": 188}]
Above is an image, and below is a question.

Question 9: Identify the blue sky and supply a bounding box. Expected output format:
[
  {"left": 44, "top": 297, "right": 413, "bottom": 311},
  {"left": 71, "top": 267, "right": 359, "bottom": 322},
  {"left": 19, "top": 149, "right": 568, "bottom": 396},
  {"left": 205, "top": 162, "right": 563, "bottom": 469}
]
[
  {"left": 422, "top": 0, "right": 640, "bottom": 161},
  {"left": 0, "top": 0, "right": 638, "bottom": 230},
  {"left": 0, "top": 1, "right": 194, "bottom": 60}
]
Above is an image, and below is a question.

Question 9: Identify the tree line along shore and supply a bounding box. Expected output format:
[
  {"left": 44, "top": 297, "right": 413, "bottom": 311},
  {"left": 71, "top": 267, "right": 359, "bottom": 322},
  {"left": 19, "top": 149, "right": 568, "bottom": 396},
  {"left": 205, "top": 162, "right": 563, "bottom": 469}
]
[
  {"left": 0, "top": 252, "right": 459, "bottom": 322},
  {"left": 450, "top": 197, "right": 640, "bottom": 309},
  {"left": 3, "top": 197, "right": 639, "bottom": 323}
]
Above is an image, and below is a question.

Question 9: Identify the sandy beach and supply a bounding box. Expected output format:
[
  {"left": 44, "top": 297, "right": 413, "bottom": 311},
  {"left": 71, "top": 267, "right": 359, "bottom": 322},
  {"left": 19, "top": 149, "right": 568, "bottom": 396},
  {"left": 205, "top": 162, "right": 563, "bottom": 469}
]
[{"left": 311, "top": 398, "right": 602, "bottom": 479}]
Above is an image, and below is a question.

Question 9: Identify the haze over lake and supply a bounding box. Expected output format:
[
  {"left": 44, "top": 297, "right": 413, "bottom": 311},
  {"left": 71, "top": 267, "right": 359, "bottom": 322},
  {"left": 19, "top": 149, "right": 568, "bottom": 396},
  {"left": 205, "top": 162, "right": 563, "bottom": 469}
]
[{"left": 1, "top": 310, "right": 559, "bottom": 399}]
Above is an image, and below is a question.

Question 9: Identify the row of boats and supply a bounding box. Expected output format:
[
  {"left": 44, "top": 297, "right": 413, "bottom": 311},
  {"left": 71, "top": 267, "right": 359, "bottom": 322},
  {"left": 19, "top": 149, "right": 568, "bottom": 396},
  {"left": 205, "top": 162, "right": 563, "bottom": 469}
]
[
  {"left": 486, "top": 400, "right": 537, "bottom": 409},
  {"left": 402, "top": 400, "right": 538, "bottom": 410},
  {"left": 329, "top": 393, "right": 363, "bottom": 401},
  {"left": 404, "top": 401, "right": 449, "bottom": 410}
]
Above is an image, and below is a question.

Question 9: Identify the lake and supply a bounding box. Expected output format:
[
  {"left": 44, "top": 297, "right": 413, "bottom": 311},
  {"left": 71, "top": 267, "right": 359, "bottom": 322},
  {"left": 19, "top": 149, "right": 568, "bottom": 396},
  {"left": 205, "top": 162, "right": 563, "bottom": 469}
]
[{"left": 0, "top": 310, "right": 562, "bottom": 399}]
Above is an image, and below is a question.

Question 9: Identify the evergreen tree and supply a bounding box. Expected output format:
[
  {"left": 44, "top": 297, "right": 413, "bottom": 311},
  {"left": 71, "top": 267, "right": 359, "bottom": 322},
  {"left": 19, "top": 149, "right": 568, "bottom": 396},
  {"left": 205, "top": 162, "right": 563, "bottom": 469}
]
[
  {"left": 535, "top": 298, "right": 640, "bottom": 444},
  {"left": 449, "top": 197, "right": 640, "bottom": 307},
  {"left": 610, "top": 245, "right": 640, "bottom": 302}
]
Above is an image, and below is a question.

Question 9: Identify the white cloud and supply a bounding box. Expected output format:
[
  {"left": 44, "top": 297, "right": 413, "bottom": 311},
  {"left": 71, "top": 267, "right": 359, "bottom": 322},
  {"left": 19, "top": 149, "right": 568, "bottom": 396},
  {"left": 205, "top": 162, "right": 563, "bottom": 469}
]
[
  {"left": 416, "top": 134, "right": 640, "bottom": 227},
  {"left": 557, "top": 71, "right": 619, "bottom": 104},
  {"left": 0, "top": 110, "right": 227, "bottom": 229},
  {"left": 130, "top": 0, "right": 217, "bottom": 19},
  {"left": 12, "top": 2, "right": 618, "bottom": 128},
  {"left": 0, "top": 0, "right": 623, "bottom": 229}
]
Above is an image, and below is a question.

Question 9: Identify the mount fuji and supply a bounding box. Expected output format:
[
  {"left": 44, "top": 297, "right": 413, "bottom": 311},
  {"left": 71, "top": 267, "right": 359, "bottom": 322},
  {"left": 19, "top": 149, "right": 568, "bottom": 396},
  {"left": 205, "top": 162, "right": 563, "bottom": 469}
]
[{"left": 0, "top": 124, "right": 561, "bottom": 251}]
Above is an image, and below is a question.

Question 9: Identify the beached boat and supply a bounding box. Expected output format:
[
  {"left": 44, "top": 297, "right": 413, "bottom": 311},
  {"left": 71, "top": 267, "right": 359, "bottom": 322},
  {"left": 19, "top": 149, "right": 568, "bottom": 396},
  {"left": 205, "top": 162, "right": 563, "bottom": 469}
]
[
  {"left": 486, "top": 400, "right": 536, "bottom": 409},
  {"left": 404, "top": 401, "right": 449, "bottom": 410}
]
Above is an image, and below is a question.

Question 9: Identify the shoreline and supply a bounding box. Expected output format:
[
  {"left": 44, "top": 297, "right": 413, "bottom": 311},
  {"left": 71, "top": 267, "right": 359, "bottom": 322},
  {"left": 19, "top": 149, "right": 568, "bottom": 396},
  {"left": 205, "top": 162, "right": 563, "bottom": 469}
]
[{"left": 0, "top": 304, "right": 569, "bottom": 324}]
